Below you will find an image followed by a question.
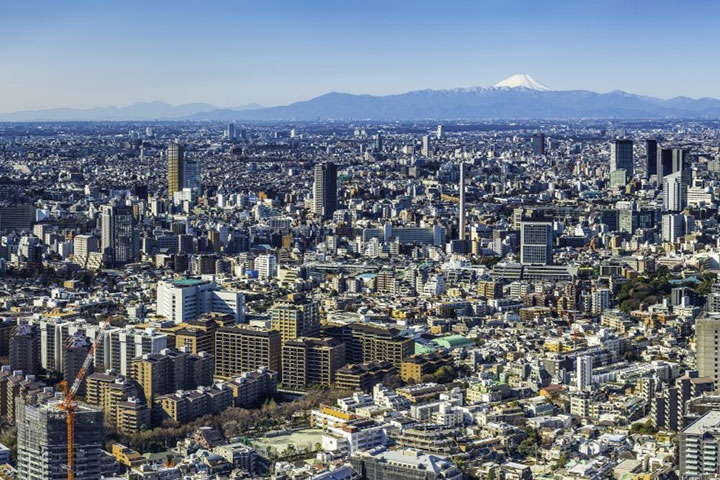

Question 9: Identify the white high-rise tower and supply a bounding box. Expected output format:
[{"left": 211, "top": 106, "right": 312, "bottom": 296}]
[{"left": 576, "top": 355, "right": 593, "bottom": 390}]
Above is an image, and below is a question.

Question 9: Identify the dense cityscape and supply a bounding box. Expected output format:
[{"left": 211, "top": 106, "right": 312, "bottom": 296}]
[{"left": 0, "top": 117, "right": 719, "bottom": 479}]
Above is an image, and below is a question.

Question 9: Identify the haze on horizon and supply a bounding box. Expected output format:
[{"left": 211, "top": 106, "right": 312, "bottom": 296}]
[{"left": 1, "top": 0, "right": 719, "bottom": 113}]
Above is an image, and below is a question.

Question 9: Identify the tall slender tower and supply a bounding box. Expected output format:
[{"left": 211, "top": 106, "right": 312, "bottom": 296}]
[
  {"left": 646, "top": 138, "right": 658, "bottom": 180},
  {"left": 167, "top": 142, "right": 184, "bottom": 197},
  {"left": 101, "top": 204, "right": 139, "bottom": 267},
  {"left": 610, "top": 139, "right": 634, "bottom": 177},
  {"left": 658, "top": 147, "right": 673, "bottom": 182},
  {"left": 313, "top": 162, "right": 338, "bottom": 219},
  {"left": 459, "top": 163, "right": 466, "bottom": 240}
]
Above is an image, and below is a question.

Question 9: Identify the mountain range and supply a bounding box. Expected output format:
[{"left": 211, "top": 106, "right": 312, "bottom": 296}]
[
  {"left": 0, "top": 101, "right": 263, "bottom": 122},
  {"left": 5, "top": 75, "right": 720, "bottom": 121}
]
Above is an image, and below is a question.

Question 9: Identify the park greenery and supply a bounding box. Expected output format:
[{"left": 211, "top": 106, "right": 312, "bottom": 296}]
[{"left": 108, "top": 389, "right": 354, "bottom": 453}]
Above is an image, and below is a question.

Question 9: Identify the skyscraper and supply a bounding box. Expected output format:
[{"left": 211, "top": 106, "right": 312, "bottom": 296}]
[
  {"left": 532, "top": 133, "right": 545, "bottom": 155},
  {"left": 16, "top": 397, "right": 103, "bottom": 480},
  {"left": 646, "top": 138, "right": 657, "bottom": 179},
  {"left": 610, "top": 139, "right": 633, "bottom": 177},
  {"left": 374, "top": 133, "right": 383, "bottom": 152},
  {"left": 100, "top": 204, "right": 139, "bottom": 267},
  {"left": 519, "top": 221, "right": 553, "bottom": 265},
  {"left": 672, "top": 148, "right": 692, "bottom": 186},
  {"left": 658, "top": 147, "right": 673, "bottom": 181},
  {"left": 422, "top": 135, "right": 431, "bottom": 156},
  {"left": 313, "top": 162, "right": 338, "bottom": 219},
  {"left": 183, "top": 159, "right": 201, "bottom": 191},
  {"left": 458, "top": 163, "right": 466, "bottom": 241},
  {"left": 662, "top": 213, "right": 684, "bottom": 243},
  {"left": 658, "top": 147, "right": 690, "bottom": 186},
  {"left": 167, "top": 142, "right": 184, "bottom": 197},
  {"left": 663, "top": 170, "right": 687, "bottom": 212}
]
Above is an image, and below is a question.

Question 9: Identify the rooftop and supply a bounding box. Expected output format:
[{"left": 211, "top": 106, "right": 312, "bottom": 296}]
[
  {"left": 684, "top": 410, "right": 720, "bottom": 435},
  {"left": 170, "top": 278, "right": 208, "bottom": 287}
]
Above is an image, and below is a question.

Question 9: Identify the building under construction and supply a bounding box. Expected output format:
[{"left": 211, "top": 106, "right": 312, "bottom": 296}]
[{"left": 16, "top": 397, "right": 103, "bottom": 480}]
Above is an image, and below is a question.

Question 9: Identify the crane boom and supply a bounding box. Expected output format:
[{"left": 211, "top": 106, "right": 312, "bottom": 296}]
[{"left": 59, "top": 320, "right": 109, "bottom": 480}]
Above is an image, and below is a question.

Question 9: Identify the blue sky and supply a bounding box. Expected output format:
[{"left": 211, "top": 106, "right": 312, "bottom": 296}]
[{"left": 1, "top": 0, "right": 718, "bottom": 111}]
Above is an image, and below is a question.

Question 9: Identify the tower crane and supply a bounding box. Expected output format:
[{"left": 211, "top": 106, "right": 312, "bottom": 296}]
[{"left": 58, "top": 320, "right": 109, "bottom": 480}]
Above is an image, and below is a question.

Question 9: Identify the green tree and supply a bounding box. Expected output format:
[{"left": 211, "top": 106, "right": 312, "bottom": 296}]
[
  {"left": 696, "top": 273, "right": 717, "bottom": 295},
  {"left": 630, "top": 420, "right": 657, "bottom": 435},
  {"left": 516, "top": 427, "right": 541, "bottom": 458}
]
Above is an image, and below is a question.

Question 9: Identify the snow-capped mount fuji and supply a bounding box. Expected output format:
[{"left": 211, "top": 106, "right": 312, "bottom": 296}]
[
  {"left": 207, "top": 79, "right": 720, "bottom": 120},
  {"left": 493, "top": 74, "right": 552, "bottom": 91},
  {"left": 7, "top": 74, "right": 720, "bottom": 121}
]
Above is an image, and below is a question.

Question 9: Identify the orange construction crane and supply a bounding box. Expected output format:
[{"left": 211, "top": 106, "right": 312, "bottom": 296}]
[{"left": 58, "top": 320, "right": 109, "bottom": 480}]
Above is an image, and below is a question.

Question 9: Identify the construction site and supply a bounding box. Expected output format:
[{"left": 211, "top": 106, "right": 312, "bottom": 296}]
[{"left": 16, "top": 397, "right": 103, "bottom": 480}]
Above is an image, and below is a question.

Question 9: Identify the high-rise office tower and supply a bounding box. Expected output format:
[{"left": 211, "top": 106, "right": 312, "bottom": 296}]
[
  {"left": 436, "top": 124, "right": 443, "bottom": 139},
  {"left": 532, "top": 133, "right": 545, "bottom": 155},
  {"left": 658, "top": 148, "right": 691, "bottom": 186},
  {"left": 167, "top": 142, "right": 184, "bottom": 196},
  {"left": 519, "top": 221, "right": 553, "bottom": 265},
  {"left": 663, "top": 171, "right": 687, "bottom": 212},
  {"left": 101, "top": 204, "right": 139, "bottom": 267},
  {"left": 374, "top": 133, "right": 383, "bottom": 152},
  {"left": 10, "top": 324, "right": 40, "bottom": 376},
  {"left": 422, "top": 135, "right": 431, "bottom": 156},
  {"left": 672, "top": 148, "right": 692, "bottom": 186},
  {"left": 183, "top": 159, "right": 201, "bottom": 191},
  {"left": 16, "top": 397, "right": 103, "bottom": 480},
  {"left": 610, "top": 139, "right": 633, "bottom": 177},
  {"left": 458, "top": 163, "right": 466, "bottom": 241},
  {"left": 658, "top": 148, "right": 673, "bottom": 181},
  {"left": 312, "top": 162, "right": 338, "bottom": 219},
  {"left": 662, "top": 213, "right": 685, "bottom": 243},
  {"left": 227, "top": 123, "right": 236, "bottom": 141},
  {"left": 646, "top": 138, "right": 658, "bottom": 179}
]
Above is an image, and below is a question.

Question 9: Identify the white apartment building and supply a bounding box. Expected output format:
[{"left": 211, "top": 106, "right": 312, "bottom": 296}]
[{"left": 156, "top": 278, "right": 245, "bottom": 324}]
